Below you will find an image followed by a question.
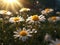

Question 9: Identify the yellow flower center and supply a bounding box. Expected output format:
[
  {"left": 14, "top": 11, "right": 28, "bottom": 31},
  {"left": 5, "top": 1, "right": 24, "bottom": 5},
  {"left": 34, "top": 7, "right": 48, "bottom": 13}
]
[
  {"left": 57, "top": 43, "right": 60, "bottom": 45},
  {"left": 14, "top": 17, "right": 20, "bottom": 22},
  {"left": 45, "top": 8, "right": 50, "bottom": 13},
  {"left": 51, "top": 16, "right": 56, "bottom": 21},
  {"left": 19, "top": 30, "right": 28, "bottom": 36},
  {"left": 32, "top": 15, "right": 39, "bottom": 21}
]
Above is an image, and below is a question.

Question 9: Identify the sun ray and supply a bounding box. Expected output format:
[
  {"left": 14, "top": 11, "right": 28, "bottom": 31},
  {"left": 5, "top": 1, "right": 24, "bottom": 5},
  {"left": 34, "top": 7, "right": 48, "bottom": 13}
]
[{"left": 1, "top": 0, "right": 23, "bottom": 12}]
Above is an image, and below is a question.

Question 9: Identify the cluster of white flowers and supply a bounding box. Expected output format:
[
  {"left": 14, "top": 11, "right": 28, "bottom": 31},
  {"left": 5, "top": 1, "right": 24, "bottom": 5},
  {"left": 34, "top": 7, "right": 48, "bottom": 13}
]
[{"left": 0, "top": 8, "right": 60, "bottom": 42}]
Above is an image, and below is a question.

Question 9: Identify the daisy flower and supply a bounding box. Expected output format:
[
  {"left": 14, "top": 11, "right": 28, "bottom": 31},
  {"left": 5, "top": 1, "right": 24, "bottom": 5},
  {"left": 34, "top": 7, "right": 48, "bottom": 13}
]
[
  {"left": 0, "top": 10, "right": 12, "bottom": 15},
  {"left": 19, "top": 8, "right": 30, "bottom": 12},
  {"left": 41, "top": 8, "right": 53, "bottom": 14},
  {"left": 0, "top": 10, "right": 7, "bottom": 14},
  {"left": 48, "top": 16, "right": 60, "bottom": 22},
  {"left": 0, "top": 10, "right": 12, "bottom": 19},
  {"left": 26, "top": 15, "right": 46, "bottom": 23},
  {"left": 14, "top": 28, "right": 32, "bottom": 41},
  {"left": 49, "top": 39, "right": 60, "bottom": 45},
  {"left": 9, "top": 16, "right": 24, "bottom": 23}
]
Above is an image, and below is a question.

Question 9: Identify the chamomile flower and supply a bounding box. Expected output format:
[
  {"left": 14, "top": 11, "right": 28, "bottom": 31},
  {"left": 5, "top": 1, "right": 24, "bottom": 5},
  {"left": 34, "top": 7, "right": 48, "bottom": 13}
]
[
  {"left": 19, "top": 8, "right": 30, "bottom": 12},
  {"left": 0, "top": 10, "right": 7, "bottom": 14},
  {"left": 0, "top": 10, "right": 12, "bottom": 19},
  {"left": 49, "top": 39, "right": 60, "bottom": 45},
  {"left": 26, "top": 15, "right": 46, "bottom": 23},
  {"left": 14, "top": 28, "right": 32, "bottom": 41},
  {"left": 41, "top": 8, "right": 53, "bottom": 14},
  {"left": 0, "top": 10, "right": 12, "bottom": 15},
  {"left": 9, "top": 16, "right": 24, "bottom": 23},
  {"left": 48, "top": 16, "right": 60, "bottom": 22}
]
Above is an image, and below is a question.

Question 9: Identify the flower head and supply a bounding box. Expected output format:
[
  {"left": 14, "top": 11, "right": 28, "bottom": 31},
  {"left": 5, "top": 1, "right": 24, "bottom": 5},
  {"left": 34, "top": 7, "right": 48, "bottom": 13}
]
[
  {"left": 19, "top": 30, "right": 28, "bottom": 36},
  {"left": 0, "top": 10, "right": 12, "bottom": 19},
  {"left": 14, "top": 28, "right": 32, "bottom": 41},
  {"left": 0, "top": 10, "right": 12, "bottom": 15},
  {"left": 20, "top": 8, "right": 30, "bottom": 12},
  {"left": 9, "top": 16, "right": 24, "bottom": 23},
  {"left": 48, "top": 16, "right": 60, "bottom": 22},
  {"left": 0, "top": 10, "right": 7, "bottom": 14},
  {"left": 41, "top": 8, "right": 53, "bottom": 14},
  {"left": 31, "top": 15, "right": 39, "bottom": 21},
  {"left": 26, "top": 15, "right": 46, "bottom": 23}
]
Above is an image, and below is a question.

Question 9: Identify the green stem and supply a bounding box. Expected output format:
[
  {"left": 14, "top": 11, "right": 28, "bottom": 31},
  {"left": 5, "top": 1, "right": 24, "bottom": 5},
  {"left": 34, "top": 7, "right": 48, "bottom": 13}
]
[
  {"left": 15, "top": 22, "right": 19, "bottom": 30},
  {"left": 2, "top": 19, "right": 4, "bottom": 30}
]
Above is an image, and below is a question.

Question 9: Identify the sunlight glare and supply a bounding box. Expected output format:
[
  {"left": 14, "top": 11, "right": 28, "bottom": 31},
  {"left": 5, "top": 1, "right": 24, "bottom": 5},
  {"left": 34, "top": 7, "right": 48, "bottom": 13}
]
[
  {"left": 4, "top": 0, "right": 17, "bottom": 4},
  {"left": 2, "top": 0, "right": 23, "bottom": 12}
]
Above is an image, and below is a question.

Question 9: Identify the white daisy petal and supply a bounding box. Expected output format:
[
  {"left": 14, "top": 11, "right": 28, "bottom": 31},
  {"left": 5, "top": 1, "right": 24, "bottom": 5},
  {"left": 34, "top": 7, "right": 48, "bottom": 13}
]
[
  {"left": 26, "top": 15, "right": 46, "bottom": 24},
  {"left": 0, "top": 10, "right": 12, "bottom": 15},
  {"left": 27, "top": 34, "right": 32, "bottom": 37},
  {"left": 9, "top": 16, "right": 24, "bottom": 23},
  {"left": 13, "top": 28, "right": 32, "bottom": 41},
  {"left": 14, "top": 31, "right": 18, "bottom": 33},
  {"left": 41, "top": 8, "right": 53, "bottom": 14},
  {"left": 48, "top": 16, "right": 60, "bottom": 22},
  {"left": 14, "top": 35, "right": 20, "bottom": 37}
]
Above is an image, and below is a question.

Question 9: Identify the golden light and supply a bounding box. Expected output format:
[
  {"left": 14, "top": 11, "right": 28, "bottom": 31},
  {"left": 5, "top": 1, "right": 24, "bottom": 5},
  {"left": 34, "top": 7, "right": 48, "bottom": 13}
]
[
  {"left": 4, "top": 0, "right": 18, "bottom": 4},
  {"left": 2, "top": 0, "right": 23, "bottom": 12}
]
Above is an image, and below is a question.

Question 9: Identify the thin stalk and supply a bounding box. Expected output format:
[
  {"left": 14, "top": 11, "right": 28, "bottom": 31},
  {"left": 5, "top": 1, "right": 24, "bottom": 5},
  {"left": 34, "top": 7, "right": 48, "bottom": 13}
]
[{"left": 15, "top": 22, "right": 19, "bottom": 30}]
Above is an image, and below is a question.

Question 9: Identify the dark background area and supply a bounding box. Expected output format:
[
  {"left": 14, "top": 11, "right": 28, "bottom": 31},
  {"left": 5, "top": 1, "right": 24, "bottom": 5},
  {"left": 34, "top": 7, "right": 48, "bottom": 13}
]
[{"left": 0, "top": 0, "right": 60, "bottom": 12}]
